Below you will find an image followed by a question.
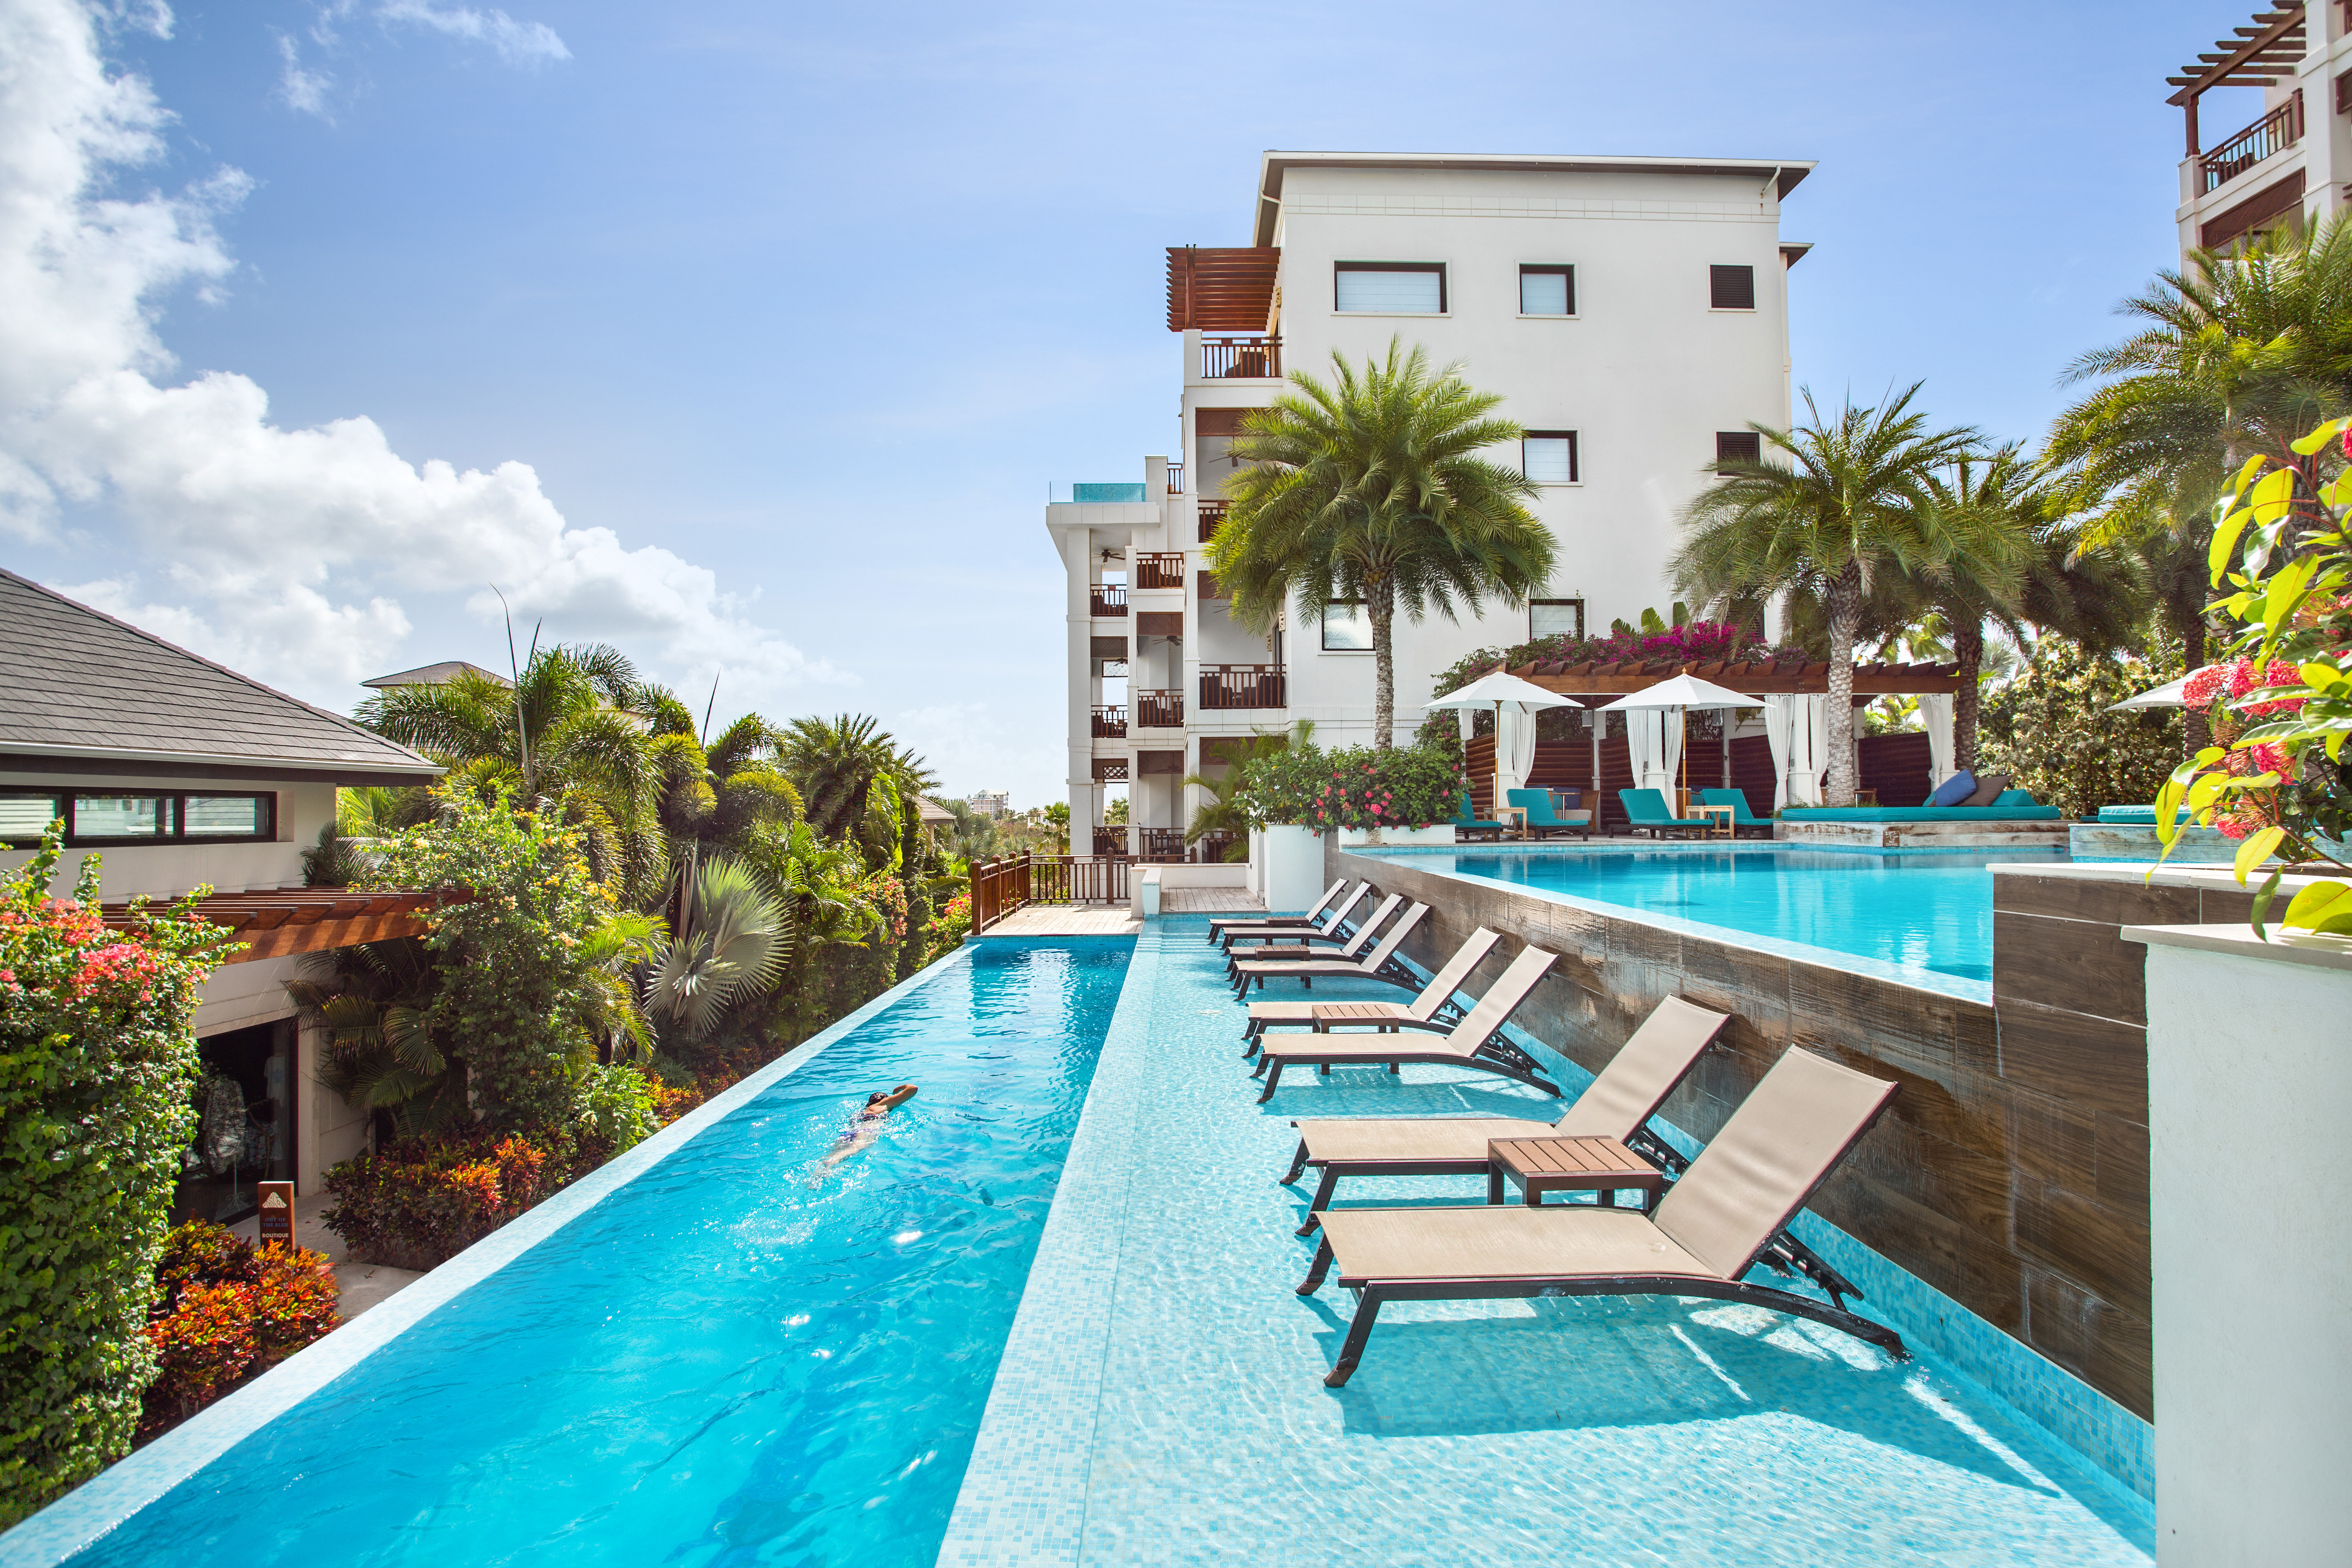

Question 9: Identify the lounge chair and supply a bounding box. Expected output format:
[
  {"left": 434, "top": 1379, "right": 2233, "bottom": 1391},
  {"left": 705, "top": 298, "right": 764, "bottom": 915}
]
[
  {"left": 1248, "top": 945, "right": 1559, "bottom": 1101},
  {"left": 1229, "top": 901, "right": 1425, "bottom": 1002},
  {"left": 1277, "top": 994, "right": 1727, "bottom": 1229},
  {"left": 1696, "top": 788, "right": 1774, "bottom": 839},
  {"left": 1215, "top": 882, "right": 1372, "bottom": 954},
  {"left": 1223, "top": 893, "right": 1401, "bottom": 985},
  {"left": 1618, "top": 788, "right": 1715, "bottom": 838},
  {"left": 1506, "top": 788, "right": 1593, "bottom": 840},
  {"left": 1206, "top": 877, "right": 1348, "bottom": 944},
  {"left": 1295, "top": 1045, "right": 1905, "bottom": 1386},
  {"left": 1450, "top": 793, "right": 1507, "bottom": 842},
  {"left": 1241, "top": 926, "right": 1501, "bottom": 1045}
]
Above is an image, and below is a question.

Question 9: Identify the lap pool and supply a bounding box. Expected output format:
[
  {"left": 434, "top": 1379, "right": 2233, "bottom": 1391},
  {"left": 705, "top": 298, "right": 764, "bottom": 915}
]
[
  {"left": 4, "top": 937, "right": 1130, "bottom": 1568},
  {"left": 1370, "top": 845, "right": 2066, "bottom": 998}
]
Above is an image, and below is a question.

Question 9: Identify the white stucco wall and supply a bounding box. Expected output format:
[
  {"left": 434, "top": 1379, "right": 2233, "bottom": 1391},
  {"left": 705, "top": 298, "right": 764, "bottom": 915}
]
[{"left": 0, "top": 773, "right": 334, "bottom": 900}]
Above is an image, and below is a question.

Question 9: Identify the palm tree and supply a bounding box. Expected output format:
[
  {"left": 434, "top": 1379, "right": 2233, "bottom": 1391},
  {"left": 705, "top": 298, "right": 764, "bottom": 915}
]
[
  {"left": 1210, "top": 339, "right": 1557, "bottom": 748},
  {"left": 779, "top": 715, "right": 938, "bottom": 842},
  {"left": 287, "top": 939, "right": 465, "bottom": 1136},
  {"left": 1180, "top": 723, "right": 1309, "bottom": 860},
  {"left": 643, "top": 856, "right": 791, "bottom": 1041},
  {"left": 1672, "top": 385, "right": 1982, "bottom": 804}
]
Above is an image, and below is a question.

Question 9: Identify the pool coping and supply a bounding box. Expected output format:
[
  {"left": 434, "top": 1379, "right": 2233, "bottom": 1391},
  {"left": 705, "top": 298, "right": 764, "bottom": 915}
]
[{"left": 0, "top": 937, "right": 1135, "bottom": 1567}]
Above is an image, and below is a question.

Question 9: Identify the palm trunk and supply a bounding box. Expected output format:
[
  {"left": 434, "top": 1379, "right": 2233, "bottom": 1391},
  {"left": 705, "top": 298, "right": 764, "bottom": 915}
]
[
  {"left": 1951, "top": 617, "right": 1984, "bottom": 774},
  {"left": 1369, "top": 578, "right": 1396, "bottom": 750},
  {"left": 1824, "top": 570, "right": 1861, "bottom": 806}
]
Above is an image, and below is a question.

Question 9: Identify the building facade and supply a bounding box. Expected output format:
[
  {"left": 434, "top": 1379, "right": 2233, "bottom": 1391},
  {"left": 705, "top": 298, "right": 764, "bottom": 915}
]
[
  {"left": 2169, "top": 4, "right": 2352, "bottom": 259},
  {"left": 1049, "top": 150, "right": 1812, "bottom": 855}
]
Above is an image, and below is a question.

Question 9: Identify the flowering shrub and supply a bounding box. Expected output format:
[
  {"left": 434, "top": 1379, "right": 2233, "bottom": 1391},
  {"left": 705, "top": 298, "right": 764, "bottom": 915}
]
[
  {"left": 922, "top": 889, "right": 972, "bottom": 962},
  {"left": 1233, "top": 742, "right": 1466, "bottom": 829},
  {"left": 323, "top": 1129, "right": 594, "bottom": 1271},
  {"left": 0, "top": 830, "right": 236, "bottom": 1526},
  {"left": 1976, "top": 640, "right": 2185, "bottom": 822},
  {"left": 139, "top": 1221, "right": 339, "bottom": 1428},
  {"left": 858, "top": 872, "right": 909, "bottom": 944}
]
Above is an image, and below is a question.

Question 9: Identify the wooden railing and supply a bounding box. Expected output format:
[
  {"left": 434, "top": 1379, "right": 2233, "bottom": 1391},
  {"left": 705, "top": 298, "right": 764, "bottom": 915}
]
[
  {"left": 1197, "top": 569, "right": 1228, "bottom": 600},
  {"left": 1135, "top": 689, "right": 1184, "bottom": 728},
  {"left": 1166, "top": 463, "right": 1184, "bottom": 493},
  {"left": 1197, "top": 501, "right": 1229, "bottom": 543},
  {"left": 1201, "top": 336, "right": 1281, "bottom": 379},
  {"left": 1135, "top": 552, "right": 1186, "bottom": 590},
  {"left": 1137, "top": 828, "right": 1187, "bottom": 863},
  {"left": 971, "top": 855, "right": 1030, "bottom": 932},
  {"left": 1200, "top": 664, "right": 1286, "bottom": 709},
  {"left": 1091, "top": 705, "right": 1127, "bottom": 738},
  {"left": 1194, "top": 830, "right": 1240, "bottom": 865},
  {"left": 2202, "top": 90, "right": 2303, "bottom": 192},
  {"left": 1090, "top": 583, "right": 1127, "bottom": 617},
  {"left": 1031, "top": 854, "right": 1131, "bottom": 903},
  {"left": 1092, "top": 826, "right": 1127, "bottom": 856}
]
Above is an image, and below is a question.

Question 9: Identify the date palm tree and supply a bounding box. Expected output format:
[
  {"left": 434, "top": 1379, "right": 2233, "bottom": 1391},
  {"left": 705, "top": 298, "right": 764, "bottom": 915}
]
[
  {"left": 1672, "top": 385, "right": 1982, "bottom": 804},
  {"left": 1210, "top": 339, "right": 1557, "bottom": 748}
]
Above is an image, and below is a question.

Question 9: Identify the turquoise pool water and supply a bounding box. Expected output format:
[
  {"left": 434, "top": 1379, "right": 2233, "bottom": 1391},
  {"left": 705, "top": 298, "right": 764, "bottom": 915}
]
[
  {"left": 27, "top": 939, "right": 1129, "bottom": 1568},
  {"left": 1384, "top": 845, "right": 2066, "bottom": 994}
]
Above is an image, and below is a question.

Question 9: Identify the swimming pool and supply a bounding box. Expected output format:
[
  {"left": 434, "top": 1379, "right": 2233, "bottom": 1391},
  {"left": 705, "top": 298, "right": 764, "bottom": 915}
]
[
  {"left": 1375, "top": 845, "right": 2065, "bottom": 997},
  {"left": 8, "top": 938, "right": 1130, "bottom": 1568}
]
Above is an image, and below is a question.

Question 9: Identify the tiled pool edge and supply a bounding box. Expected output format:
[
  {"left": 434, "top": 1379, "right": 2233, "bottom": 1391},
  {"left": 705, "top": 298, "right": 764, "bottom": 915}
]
[{"left": 0, "top": 941, "right": 1118, "bottom": 1568}]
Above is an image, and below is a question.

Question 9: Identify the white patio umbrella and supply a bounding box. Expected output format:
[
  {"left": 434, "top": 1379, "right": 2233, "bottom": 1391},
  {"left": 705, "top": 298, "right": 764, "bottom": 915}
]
[
  {"left": 1598, "top": 673, "right": 1761, "bottom": 802},
  {"left": 2107, "top": 674, "right": 2189, "bottom": 712},
  {"left": 1426, "top": 671, "right": 1582, "bottom": 815}
]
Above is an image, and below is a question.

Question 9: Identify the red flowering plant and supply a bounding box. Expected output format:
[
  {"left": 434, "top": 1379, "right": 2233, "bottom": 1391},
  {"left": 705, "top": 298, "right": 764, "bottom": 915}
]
[
  {"left": 1233, "top": 741, "right": 1466, "bottom": 831},
  {"left": 140, "top": 1220, "right": 339, "bottom": 1430},
  {"left": 2155, "top": 415, "right": 2352, "bottom": 936},
  {"left": 0, "top": 827, "right": 238, "bottom": 1524}
]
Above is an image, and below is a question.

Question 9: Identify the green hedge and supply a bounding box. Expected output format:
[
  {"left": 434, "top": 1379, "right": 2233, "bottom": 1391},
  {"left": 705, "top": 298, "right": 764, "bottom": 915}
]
[{"left": 1232, "top": 742, "right": 1466, "bottom": 830}]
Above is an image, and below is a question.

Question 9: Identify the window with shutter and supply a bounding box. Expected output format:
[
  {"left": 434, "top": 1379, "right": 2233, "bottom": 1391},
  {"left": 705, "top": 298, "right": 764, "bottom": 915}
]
[
  {"left": 1709, "top": 265, "right": 1757, "bottom": 310},
  {"left": 1522, "top": 432, "right": 1579, "bottom": 484},
  {"left": 1334, "top": 263, "right": 1445, "bottom": 313},
  {"left": 1529, "top": 599, "right": 1585, "bottom": 640},
  {"left": 1519, "top": 265, "right": 1574, "bottom": 315},
  {"left": 1715, "top": 431, "right": 1762, "bottom": 472}
]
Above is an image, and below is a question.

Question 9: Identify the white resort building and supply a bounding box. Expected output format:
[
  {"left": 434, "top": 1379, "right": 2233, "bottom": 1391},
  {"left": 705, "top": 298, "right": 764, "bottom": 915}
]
[
  {"left": 2169, "top": 3, "right": 2352, "bottom": 261},
  {"left": 1048, "top": 149, "right": 1813, "bottom": 858}
]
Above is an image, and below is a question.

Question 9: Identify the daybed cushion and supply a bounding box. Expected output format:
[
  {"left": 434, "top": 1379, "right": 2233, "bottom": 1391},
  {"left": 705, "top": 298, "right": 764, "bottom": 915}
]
[
  {"left": 1926, "top": 771, "right": 1977, "bottom": 808},
  {"left": 1960, "top": 772, "right": 2012, "bottom": 808},
  {"left": 1780, "top": 805, "right": 2062, "bottom": 822},
  {"left": 2096, "top": 804, "right": 2190, "bottom": 824}
]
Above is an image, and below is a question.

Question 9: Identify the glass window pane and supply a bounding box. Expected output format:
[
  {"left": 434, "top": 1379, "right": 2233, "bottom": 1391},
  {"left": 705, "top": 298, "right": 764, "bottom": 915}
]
[
  {"left": 1336, "top": 267, "right": 1441, "bottom": 313},
  {"left": 1530, "top": 601, "right": 1584, "bottom": 639},
  {"left": 1524, "top": 437, "right": 1576, "bottom": 483},
  {"left": 75, "top": 795, "right": 165, "bottom": 837},
  {"left": 1521, "top": 270, "right": 1569, "bottom": 314},
  {"left": 184, "top": 797, "right": 265, "bottom": 836},
  {"left": 1321, "top": 604, "right": 1374, "bottom": 650},
  {"left": 0, "top": 795, "right": 63, "bottom": 840}
]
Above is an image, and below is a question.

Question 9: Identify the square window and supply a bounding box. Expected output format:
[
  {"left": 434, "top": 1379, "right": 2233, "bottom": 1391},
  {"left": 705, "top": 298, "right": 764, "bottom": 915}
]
[
  {"left": 1335, "top": 262, "right": 1445, "bottom": 314},
  {"left": 1530, "top": 599, "right": 1585, "bottom": 641},
  {"left": 75, "top": 795, "right": 166, "bottom": 838},
  {"left": 0, "top": 794, "right": 63, "bottom": 843},
  {"left": 1709, "top": 265, "right": 1756, "bottom": 310},
  {"left": 184, "top": 796, "right": 269, "bottom": 837},
  {"left": 1715, "top": 430, "right": 1762, "bottom": 472},
  {"left": 1321, "top": 602, "right": 1374, "bottom": 650},
  {"left": 1523, "top": 431, "right": 1579, "bottom": 484},
  {"left": 1519, "top": 265, "right": 1574, "bottom": 315}
]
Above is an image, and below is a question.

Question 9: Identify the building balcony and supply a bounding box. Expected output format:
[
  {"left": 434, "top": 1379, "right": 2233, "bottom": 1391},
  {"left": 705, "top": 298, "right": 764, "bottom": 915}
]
[
  {"left": 1166, "top": 463, "right": 1184, "bottom": 494},
  {"left": 1135, "top": 689, "right": 1184, "bottom": 728},
  {"left": 1198, "top": 501, "right": 1228, "bottom": 543},
  {"left": 1091, "top": 705, "right": 1127, "bottom": 738},
  {"left": 1200, "top": 664, "right": 1285, "bottom": 710},
  {"left": 1090, "top": 584, "right": 1127, "bottom": 617},
  {"left": 1135, "top": 552, "right": 1186, "bottom": 590},
  {"left": 1200, "top": 335, "right": 1282, "bottom": 380},
  {"left": 1092, "top": 826, "right": 1127, "bottom": 857},
  {"left": 2201, "top": 90, "right": 2302, "bottom": 193}
]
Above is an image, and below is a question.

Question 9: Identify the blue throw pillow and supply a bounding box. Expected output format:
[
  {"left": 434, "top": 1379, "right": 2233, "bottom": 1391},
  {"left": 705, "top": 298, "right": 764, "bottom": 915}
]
[{"left": 1927, "top": 770, "right": 1976, "bottom": 808}]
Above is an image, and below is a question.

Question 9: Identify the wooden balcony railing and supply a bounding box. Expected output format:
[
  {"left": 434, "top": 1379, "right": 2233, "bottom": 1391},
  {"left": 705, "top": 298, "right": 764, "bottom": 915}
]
[
  {"left": 1135, "top": 689, "right": 1184, "bottom": 728},
  {"left": 971, "top": 855, "right": 1030, "bottom": 932},
  {"left": 2202, "top": 90, "right": 2303, "bottom": 192},
  {"left": 1030, "top": 853, "right": 1133, "bottom": 903},
  {"left": 1166, "top": 463, "right": 1184, "bottom": 493},
  {"left": 1091, "top": 826, "right": 1126, "bottom": 857},
  {"left": 1090, "top": 583, "right": 1127, "bottom": 617},
  {"left": 1198, "top": 569, "right": 1227, "bottom": 601},
  {"left": 1137, "top": 828, "right": 1187, "bottom": 863},
  {"left": 1192, "top": 830, "right": 1239, "bottom": 865},
  {"left": 1197, "top": 501, "right": 1229, "bottom": 543},
  {"left": 1135, "top": 552, "right": 1185, "bottom": 590},
  {"left": 1091, "top": 705, "right": 1127, "bottom": 738},
  {"left": 1200, "top": 664, "right": 1286, "bottom": 709},
  {"left": 1201, "top": 335, "right": 1281, "bottom": 379}
]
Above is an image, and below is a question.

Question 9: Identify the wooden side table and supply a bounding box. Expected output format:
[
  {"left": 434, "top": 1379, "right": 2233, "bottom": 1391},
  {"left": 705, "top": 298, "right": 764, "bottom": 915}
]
[
  {"left": 1487, "top": 1135, "right": 1668, "bottom": 1212},
  {"left": 1494, "top": 805, "right": 1528, "bottom": 840},
  {"left": 1693, "top": 804, "right": 1736, "bottom": 838}
]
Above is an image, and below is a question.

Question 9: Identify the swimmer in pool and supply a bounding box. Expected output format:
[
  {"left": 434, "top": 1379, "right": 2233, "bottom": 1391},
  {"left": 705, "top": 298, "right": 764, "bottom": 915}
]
[{"left": 817, "top": 1084, "right": 918, "bottom": 1172}]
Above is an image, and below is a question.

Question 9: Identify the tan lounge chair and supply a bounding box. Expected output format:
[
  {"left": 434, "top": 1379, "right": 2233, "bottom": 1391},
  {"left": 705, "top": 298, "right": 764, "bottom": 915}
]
[
  {"left": 1248, "top": 944, "right": 1558, "bottom": 1101},
  {"left": 1225, "top": 893, "right": 1403, "bottom": 988},
  {"left": 1221, "top": 884, "right": 1381, "bottom": 965},
  {"left": 1207, "top": 879, "right": 1356, "bottom": 949},
  {"left": 1229, "top": 902, "right": 1428, "bottom": 1004},
  {"left": 1277, "top": 993, "right": 1728, "bottom": 1231},
  {"left": 1296, "top": 1046, "right": 1905, "bottom": 1386},
  {"left": 1241, "top": 926, "right": 1501, "bottom": 1047}
]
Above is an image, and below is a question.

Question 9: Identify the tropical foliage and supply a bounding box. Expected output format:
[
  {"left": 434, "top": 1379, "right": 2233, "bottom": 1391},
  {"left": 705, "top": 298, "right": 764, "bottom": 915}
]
[
  {"left": 1978, "top": 639, "right": 2185, "bottom": 821},
  {"left": 141, "top": 1221, "right": 339, "bottom": 1431},
  {"left": 1231, "top": 738, "right": 1466, "bottom": 831}
]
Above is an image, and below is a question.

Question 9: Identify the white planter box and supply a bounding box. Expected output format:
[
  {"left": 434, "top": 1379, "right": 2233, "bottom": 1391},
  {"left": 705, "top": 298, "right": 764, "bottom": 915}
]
[
  {"left": 1335, "top": 825, "right": 1457, "bottom": 847},
  {"left": 2123, "top": 920, "right": 2352, "bottom": 1566},
  {"left": 1255, "top": 824, "right": 1328, "bottom": 913}
]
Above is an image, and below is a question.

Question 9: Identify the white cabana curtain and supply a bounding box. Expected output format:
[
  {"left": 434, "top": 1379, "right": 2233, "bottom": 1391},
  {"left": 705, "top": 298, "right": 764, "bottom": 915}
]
[
  {"left": 1626, "top": 709, "right": 1683, "bottom": 793},
  {"left": 1495, "top": 703, "right": 1539, "bottom": 795},
  {"left": 1763, "top": 695, "right": 1828, "bottom": 807},
  {"left": 1917, "top": 693, "right": 1957, "bottom": 785}
]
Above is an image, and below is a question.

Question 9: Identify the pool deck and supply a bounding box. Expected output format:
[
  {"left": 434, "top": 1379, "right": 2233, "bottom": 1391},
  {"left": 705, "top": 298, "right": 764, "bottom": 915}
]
[{"left": 939, "top": 918, "right": 2155, "bottom": 1567}]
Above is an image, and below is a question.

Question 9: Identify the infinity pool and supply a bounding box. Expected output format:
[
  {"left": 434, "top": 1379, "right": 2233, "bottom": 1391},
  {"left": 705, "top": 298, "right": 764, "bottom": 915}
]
[
  {"left": 16, "top": 938, "right": 1129, "bottom": 1568},
  {"left": 1381, "top": 845, "right": 2065, "bottom": 996}
]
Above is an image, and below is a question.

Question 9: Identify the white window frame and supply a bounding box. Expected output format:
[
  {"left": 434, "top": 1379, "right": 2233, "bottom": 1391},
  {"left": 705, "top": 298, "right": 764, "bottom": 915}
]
[
  {"left": 1334, "top": 261, "right": 1447, "bottom": 316},
  {"left": 1521, "top": 431, "right": 1580, "bottom": 486},
  {"left": 1518, "top": 264, "right": 1576, "bottom": 318}
]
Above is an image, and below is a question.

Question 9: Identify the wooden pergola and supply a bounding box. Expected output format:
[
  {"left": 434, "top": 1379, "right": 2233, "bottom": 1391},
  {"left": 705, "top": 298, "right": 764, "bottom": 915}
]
[
  {"left": 101, "top": 886, "right": 455, "bottom": 965},
  {"left": 2165, "top": 5, "right": 2305, "bottom": 155},
  {"left": 1491, "top": 657, "right": 1966, "bottom": 699},
  {"left": 1165, "top": 247, "right": 1279, "bottom": 333}
]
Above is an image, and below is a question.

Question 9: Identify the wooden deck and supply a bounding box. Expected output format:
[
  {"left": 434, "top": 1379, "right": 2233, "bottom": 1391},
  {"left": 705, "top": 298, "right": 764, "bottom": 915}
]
[
  {"left": 1162, "top": 886, "right": 1264, "bottom": 914},
  {"left": 976, "top": 904, "right": 1143, "bottom": 938}
]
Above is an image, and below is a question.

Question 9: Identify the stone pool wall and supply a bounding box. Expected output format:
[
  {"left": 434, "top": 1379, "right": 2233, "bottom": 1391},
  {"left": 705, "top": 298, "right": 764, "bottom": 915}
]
[{"left": 1327, "top": 844, "right": 2203, "bottom": 1423}]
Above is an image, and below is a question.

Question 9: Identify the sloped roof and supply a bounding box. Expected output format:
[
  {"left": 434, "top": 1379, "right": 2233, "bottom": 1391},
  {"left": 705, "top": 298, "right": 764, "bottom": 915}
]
[
  {"left": 363, "top": 661, "right": 510, "bottom": 689},
  {"left": 0, "top": 568, "right": 442, "bottom": 783}
]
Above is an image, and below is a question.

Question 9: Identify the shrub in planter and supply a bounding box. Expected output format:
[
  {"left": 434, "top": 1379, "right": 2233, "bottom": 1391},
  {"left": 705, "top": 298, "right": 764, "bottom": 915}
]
[
  {"left": 0, "top": 831, "right": 236, "bottom": 1526},
  {"left": 323, "top": 1129, "right": 590, "bottom": 1271},
  {"left": 1233, "top": 741, "right": 1465, "bottom": 831},
  {"left": 140, "top": 1222, "right": 339, "bottom": 1429}
]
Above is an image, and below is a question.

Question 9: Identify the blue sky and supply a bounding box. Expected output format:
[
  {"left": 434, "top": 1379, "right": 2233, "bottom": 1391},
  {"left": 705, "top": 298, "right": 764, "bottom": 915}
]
[{"left": 0, "top": 0, "right": 2259, "bottom": 804}]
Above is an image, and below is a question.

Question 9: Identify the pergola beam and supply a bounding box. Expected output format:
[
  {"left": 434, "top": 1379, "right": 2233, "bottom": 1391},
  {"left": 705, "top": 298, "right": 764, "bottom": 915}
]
[{"left": 2167, "top": 2, "right": 2308, "bottom": 160}]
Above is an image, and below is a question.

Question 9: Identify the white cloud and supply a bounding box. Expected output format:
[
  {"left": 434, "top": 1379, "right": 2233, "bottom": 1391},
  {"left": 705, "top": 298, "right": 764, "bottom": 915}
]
[
  {"left": 1, "top": 0, "right": 831, "bottom": 710},
  {"left": 274, "top": 33, "right": 333, "bottom": 118},
  {"left": 374, "top": 1, "right": 568, "bottom": 67}
]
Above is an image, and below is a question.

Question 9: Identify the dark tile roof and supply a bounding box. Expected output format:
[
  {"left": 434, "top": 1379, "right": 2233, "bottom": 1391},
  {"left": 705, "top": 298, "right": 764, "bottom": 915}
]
[
  {"left": 0, "top": 568, "right": 441, "bottom": 777},
  {"left": 362, "top": 661, "right": 510, "bottom": 689}
]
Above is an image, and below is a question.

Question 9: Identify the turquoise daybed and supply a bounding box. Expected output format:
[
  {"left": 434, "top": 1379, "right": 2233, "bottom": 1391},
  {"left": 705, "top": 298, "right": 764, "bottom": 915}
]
[
  {"left": 2095, "top": 804, "right": 2190, "bottom": 824},
  {"left": 1781, "top": 789, "right": 2061, "bottom": 823}
]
